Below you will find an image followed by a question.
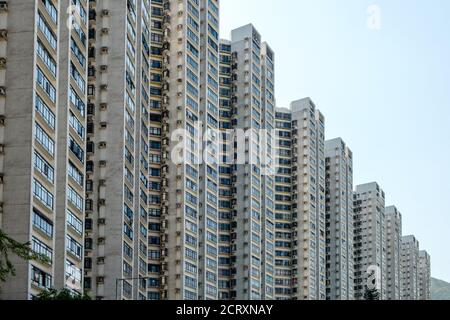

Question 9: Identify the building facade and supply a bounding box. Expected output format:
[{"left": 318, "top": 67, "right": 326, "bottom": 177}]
[
  {"left": 401, "top": 235, "right": 420, "bottom": 300},
  {"left": 150, "top": 0, "right": 222, "bottom": 300},
  {"left": 385, "top": 206, "right": 402, "bottom": 300},
  {"left": 272, "top": 99, "right": 326, "bottom": 300},
  {"left": 274, "top": 108, "right": 293, "bottom": 300},
  {"left": 82, "top": 0, "right": 152, "bottom": 300},
  {"left": 325, "top": 138, "right": 354, "bottom": 300},
  {"left": 226, "top": 24, "right": 276, "bottom": 300},
  {"left": 0, "top": 0, "right": 88, "bottom": 299},
  {"left": 353, "top": 182, "right": 386, "bottom": 300},
  {"left": 291, "top": 98, "right": 326, "bottom": 300},
  {"left": 0, "top": 0, "right": 432, "bottom": 303},
  {"left": 418, "top": 250, "right": 431, "bottom": 300}
]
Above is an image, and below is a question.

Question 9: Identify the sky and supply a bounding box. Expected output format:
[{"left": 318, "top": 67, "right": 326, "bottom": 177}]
[{"left": 221, "top": 0, "right": 450, "bottom": 282}]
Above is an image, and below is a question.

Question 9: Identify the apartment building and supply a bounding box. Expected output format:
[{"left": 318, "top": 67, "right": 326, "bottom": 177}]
[
  {"left": 274, "top": 108, "right": 293, "bottom": 300},
  {"left": 0, "top": 0, "right": 88, "bottom": 299},
  {"left": 197, "top": 0, "right": 221, "bottom": 300},
  {"left": 82, "top": 0, "right": 152, "bottom": 300},
  {"left": 147, "top": 0, "right": 165, "bottom": 301},
  {"left": 224, "top": 24, "right": 276, "bottom": 300},
  {"left": 325, "top": 138, "right": 354, "bottom": 300},
  {"left": 418, "top": 250, "right": 431, "bottom": 300},
  {"left": 259, "top": 42, "right": 276, "bottom": 300},
  {"left": 401, "top": 235, "right": 420, "bottom": 300},
  {"left": 353, "top": 182, "right": 386, "bottom": 300},
  {"left": 290, "top": 98, "right": 326, "bottom": 300},
  {"left": 217, "top": 39, "right": 233, "bottom": 299},
  {"left": 385, "top": 206, "right": 402, "bottom": 300},
  {"left": 147, "top": 0, "right": 221, "bottom": 300}
]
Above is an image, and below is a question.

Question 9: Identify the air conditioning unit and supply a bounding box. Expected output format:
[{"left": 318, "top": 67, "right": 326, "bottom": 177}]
[
  {"left": 101, "top": 9, "right": 110, "bottom": 17},
  {"left": 99, "top": 103, "right": 107, "bottom": 110},
  {"left": 98, "top": 218, "right": 106, "bottom": 225},
  {"left": 0, "top": 115, "right": 4, "bottom": 125},
  {"left": 0, "top": 29, "right": 7, "bottom": 40},
  {"left": 100, "top": 47, "right": 109, "bottom": 54},
  {"left": 98, "top": 199, "right": 106, "bottom": 206},
  {"left": 0, "top": 57, "right": 6, "bottom": 69},
  {"left": 100, "top": 65, "right": 108, "bottom": 72},
  {"left": 101, "top": 28, "right": 109, "bottom": 35},
  {"left": 0, "top": 87, "right": 6, "bottom": 96}
]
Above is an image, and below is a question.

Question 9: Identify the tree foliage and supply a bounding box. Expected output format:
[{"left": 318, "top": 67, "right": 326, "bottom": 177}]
[
  {"left": 364, "top": 287, "right": 381, "bottom": 300},
  {"left": 0, "top": 229, "right": 50, "bottom": 283},
  {"left": 36, "top": 288, "right": 91, "bottom": 300}
]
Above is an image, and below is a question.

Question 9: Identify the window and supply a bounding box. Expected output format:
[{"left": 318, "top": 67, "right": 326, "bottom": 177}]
[
  {"left": 66, "top": 235, "right": 83, "bottom": 259},
  {"left": 68, "top": 185, "right": 83, "bottom": 211},
  {"left": 41, "top": 0, "right": 58, "bottom": 24},
  {"left": 68, "top": 161, "right": 84, "bottom": 187},
  {"left": 37, "top": 40, "right": 56, "bottom": 76},
  {"left": 33, "top": 179, "right": 53, "bottom": 209},
  {"left": 69, "top": 111, "right": 85, "bottom": 138},
  {"left": 36, "top": 67, "right": 56, "bottom": 103},
  {"left": 32, "top": 237, "right": 52, "bottom": 263},
  {"left": 123, "top": 242, "right": 133, "bottom": 259},
  {"left": 35, "top": 123, "right": 54, "bottom": 156},
  {"left": 34, "top": 151, "right": 54, "bottom": 182},
  {"left": 69, "top": 87, "right": 85, "bottom": 116},
  {"left": 71, "top": 37, "right": 86, "bottom": 67},
  {"left": 32, "top": 209, "right": 53, "bottom": 237},
  {"left": 66, "top": 260, "right": 82, "bottom": 290},
  {"left": 124, "top": 223, "right": 134, "bottom": 240},
  {"left": 37, "top": 14, "right": 57, "bottom": 49},
  {"left": 70, "top": 62, "right": 85, "bottom": 92},
  {"left": 31, "top": 265, "right": 52, "bottom": 289},
  {"left": 67, "top": 210, "right": 83, "bottom": 235},
  {"left": 35, "top": 95, "right": 55, "bottom": 129},
  {"left": 69, "top": 135, "right": 84, "bottom": 163},
  {"left": 123, "top": 261, "right": 133, "bottom": 277}
]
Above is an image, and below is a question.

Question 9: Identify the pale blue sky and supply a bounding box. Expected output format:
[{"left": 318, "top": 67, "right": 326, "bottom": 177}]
[{"left": 221, "top": 0, "right": 450, "bottom": 282}]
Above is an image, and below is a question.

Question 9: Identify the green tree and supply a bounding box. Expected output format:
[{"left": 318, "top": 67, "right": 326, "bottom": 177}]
[
  {"left": 36, "top": 288, "right": 91, "bottom": 301},
  {"left": 364, "top": 287, "right": 381, "bottom": 300},
  {"left": 0, "top": 229, "right": 50, "bottom": 283}
]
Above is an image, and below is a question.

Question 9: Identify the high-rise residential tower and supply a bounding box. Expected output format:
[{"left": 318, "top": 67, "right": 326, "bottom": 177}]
[
  {"left": 325, "top": 138, "right": 354, "bottom": 300},
  {"left": 353, "top": 182, "right": 386, "bottom": 300},
  {"left": 272, "top": 99, "right": 326, "bottom": 301},
  {"left": 0, "top": 0, "right": 88, "bottom": 299},
  {"left": 217, "top": 39, "right": 233, "bottom": 300},
  {"left": 400, "top": 235, "right": 420, "bottom": 300},
  {"left": 259, "top": 41, "right": 276, "bottom": 301},
  {"left": 273, "top": 108, "right": 293, "bottom": 300},
  {"left": 418, "top": 250, "right": 431, "bottom": 300},
  {"left": 147, "top": 0, "right": 165, "bottom": 301},
  {"left": 226, "top": 23, "right": 276, "bottom": 300},
  {"left": 290, "top": 98, "right": 326, "bottom": 300},
  {"left": 148, "top": 0, "right": 221, "bottom": 300},
  {"left": 385, "top": 205, "right": 402, "bottom": 300},
  {"left": 83, "top": 0, "right": 152, "bottom": 300}
]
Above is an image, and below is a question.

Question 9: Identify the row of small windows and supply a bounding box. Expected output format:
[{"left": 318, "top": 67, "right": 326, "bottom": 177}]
[
  {"left": 37, "top": 40, "right": 56, "bottom": 76},
  {"left": 38, "top": 13, "right": 57, "bottom": 50},
  {"left": 36, "top": 67, "right": 56, "bottom": 103}
]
